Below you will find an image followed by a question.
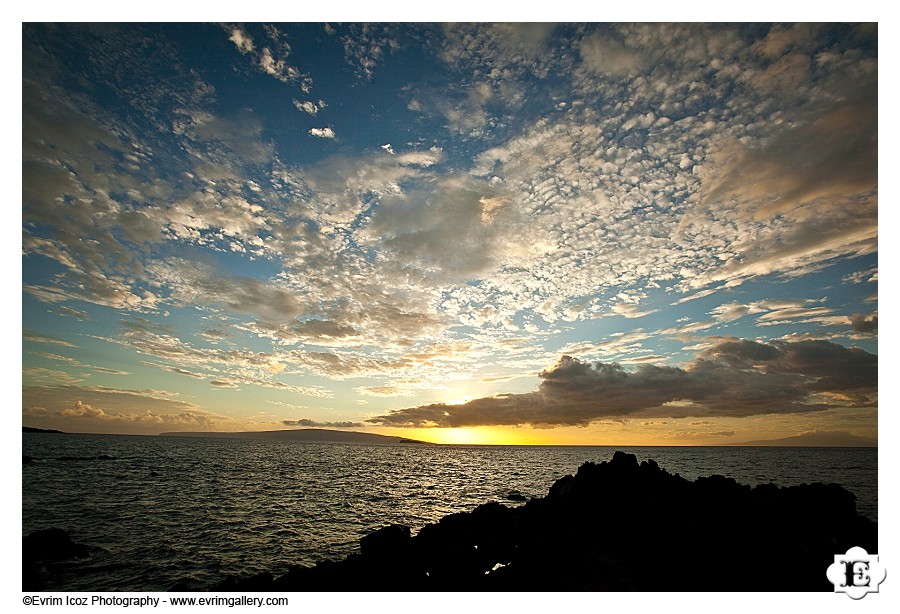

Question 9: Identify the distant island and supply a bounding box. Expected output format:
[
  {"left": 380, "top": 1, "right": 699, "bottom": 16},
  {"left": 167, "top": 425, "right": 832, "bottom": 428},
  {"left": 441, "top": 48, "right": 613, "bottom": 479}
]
[
  {"left": 158, "top": 428, "right": 428, "bottom": 445},
  {"left": 728, "top": 431, "right": 876, "bottom": 447},
  {"left": 23, "top": 426, "right": 64, "bottom": 434}
]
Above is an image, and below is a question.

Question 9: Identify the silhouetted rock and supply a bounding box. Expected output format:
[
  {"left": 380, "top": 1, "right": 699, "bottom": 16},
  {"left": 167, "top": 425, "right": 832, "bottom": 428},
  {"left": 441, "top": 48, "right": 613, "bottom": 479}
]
[
  {"left": 56, "top": 454, "right": 117, "bottom": 461},
  {"left": 23, "top": 528, "right": 91, "bottom": 591},
  {"left": 360, "top": 524, "right": 411, "bottom": 561},
  {"left": 214, "top": 452, "right": 877, "bottom": 592},
  {"left": 23, "top": 528, "right": 90, "bottom": 563},
  {"left": 506, "top": 491, "right": 526, "bottom": 501}
]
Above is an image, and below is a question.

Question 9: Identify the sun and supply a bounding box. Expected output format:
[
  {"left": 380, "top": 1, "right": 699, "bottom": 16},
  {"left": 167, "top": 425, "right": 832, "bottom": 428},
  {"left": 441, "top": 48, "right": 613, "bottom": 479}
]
[{"left": 432, "top": 428, "right": 483, "bottom": 445}]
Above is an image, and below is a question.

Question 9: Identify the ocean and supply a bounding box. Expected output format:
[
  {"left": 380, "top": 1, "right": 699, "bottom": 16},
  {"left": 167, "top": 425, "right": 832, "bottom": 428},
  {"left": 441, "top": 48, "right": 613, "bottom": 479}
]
[{"left": 22, "top": 433, "right": 878, "bottom": 592}]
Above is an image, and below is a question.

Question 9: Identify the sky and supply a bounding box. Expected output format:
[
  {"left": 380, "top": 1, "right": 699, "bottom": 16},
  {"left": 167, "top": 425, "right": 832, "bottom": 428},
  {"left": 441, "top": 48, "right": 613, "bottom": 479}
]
[{"left": 20, "top": 22, "right": 879, "bottom": 445}]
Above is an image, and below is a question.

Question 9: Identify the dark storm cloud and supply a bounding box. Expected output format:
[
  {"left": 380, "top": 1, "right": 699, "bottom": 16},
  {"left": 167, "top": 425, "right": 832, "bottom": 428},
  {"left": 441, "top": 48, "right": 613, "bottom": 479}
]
[
  {"left": 368, "top": 339, "right": 876, "bottom": 428},
  {"left": 700, "top": 338, "right": 877, "bottom": 392},
  {"left": 699, "top": 338, "right": 782, "bottom": 366}
]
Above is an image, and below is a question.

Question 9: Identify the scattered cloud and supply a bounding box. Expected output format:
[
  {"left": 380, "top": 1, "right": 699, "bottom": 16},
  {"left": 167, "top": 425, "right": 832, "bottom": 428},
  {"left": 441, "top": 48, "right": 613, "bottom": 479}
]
[
  {"left": 24, "top": 331, "right": 76, "bottom": 348},
  {"left": 224, "top": 24, "right": 312, "bottom": 91},
  {"left": 57, "top": 306, "right": 92, "bottom": 320},
  {"left": 340, "top": 23, "right": 399, "bottom": 81}
]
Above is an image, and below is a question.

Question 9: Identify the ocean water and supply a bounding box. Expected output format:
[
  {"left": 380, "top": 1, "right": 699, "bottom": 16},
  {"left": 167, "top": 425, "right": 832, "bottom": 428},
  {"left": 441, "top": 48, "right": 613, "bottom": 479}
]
[{"left": 22, "top": 433, "right": 877, "bottom": 592}]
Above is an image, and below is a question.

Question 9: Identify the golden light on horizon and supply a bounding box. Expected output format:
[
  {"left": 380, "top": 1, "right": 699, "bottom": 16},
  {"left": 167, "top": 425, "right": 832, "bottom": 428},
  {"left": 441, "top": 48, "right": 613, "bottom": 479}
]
[
  {"left": 432, "top": 428, "right": 482, "bottom": 445},
  {"left": 381, "top": 426, "right": 578, "bottom": 446}
]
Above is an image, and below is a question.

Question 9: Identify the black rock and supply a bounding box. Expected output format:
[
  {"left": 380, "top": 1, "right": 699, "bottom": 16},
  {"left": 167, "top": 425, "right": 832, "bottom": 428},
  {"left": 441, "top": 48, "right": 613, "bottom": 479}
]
[
  {"left": 23, "top": 528, "right": 90, "bottom": 563},
  {"left": 360, "top": 524, "right": 411, "bottom": 561},
  {"left": 23, "top": 528, "right": 91, "bottom": 591}
]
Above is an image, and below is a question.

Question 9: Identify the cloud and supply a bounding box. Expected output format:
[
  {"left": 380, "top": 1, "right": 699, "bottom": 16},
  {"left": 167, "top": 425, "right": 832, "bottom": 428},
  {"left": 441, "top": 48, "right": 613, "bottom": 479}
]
[
  {"left": 340, "top": 23, "right": 399, "bottom": 81},
  {"left": 24, "top": 331, "right": 76, "bottom": 348},
  {"left": 579, "top": 31, "right": 647, "bottom": 75},
  {"left": 697, "top": 299, "right": 875, "bottom": 338},
  {"left": 57, "top": 306, "right": 92, "bottom": 320},
  {"left": 685, "top": 92, "right": 877, "bottom": 289},
  {"left": 454, "top": 23, "right": 878, "bottom": 318},
  {"left": 849, "top": 314, "right": 878, "bottom": 333},
  {"left": 148, "top": 364, "right": 207, "bottom": 379},
  {"left": 292, "top": 351, "right": 412, "bottom": 379},
  {"left": 309, "top": 127, "right": 335, "bottom": 139},
  {"left": 228, "top": 27, "right": 254, "bottom": 54},
  {"left": 281, "top": 418, "right": 363, "bottom": 428},
  {"left": 24, "top": 368, "right": 88, "bottom": 385},
  {"left": 23, "top": 71, "right": 283, "bottom": 313},
  {"left": 293, "top": 99, "right": 320, "bottom": 115},
  {"left": 396, "top": 147, "right": 444, "bottom": 167},
  {"left": 423, "top": 24, "right": 561, "bottom": 135},
  {"left": 21, "top": 384, "right": 232, "bottom": 433},
  {"left": 22, "top": 82, "right": 164, "bottom": 309},
  {"left": 178, "top": 111, "right": 274, "bottom": 165},
  {"left": 94, "top": 367, "right": 129, "bottom": 375},
  {"left": 843, "top": 267, "right": 877, "bottom": 284},
  {"left": 669, "top": 430, "right": 736, "bottom": 440},
  {"left": 25, "top": 24, "right": 876, "bottom": 350},
  {"left": 369, "top": 339, "right": 875, "bottom": 428},
  {"left": 25, "top": 384, "right": 199, "bottom": 409},
  {"left": 609, "top": 302, "right": 659, "bottom": 319},
  {"left": 31, "top": 352, "right": 130, "bottom": 377},
  {"left": 704, "top": 97, "right": 876, "bottom": 220},
  {"left": 210, "top": 379, "right": 238, "bottom": 388},
  {"left": 60, "top": 400, "right": 107, "bottom": 418},
  {"left": 147, "top": 261, "right": 304, "bottom": 323},
  {"left": 757, "top": 307, "right": 834, "bottom": 322},
  {"left": 224, "top": 24, "right": 312, "bottom": 90},
  {"left": 259, "top": 47, "right": 298, "bottom": 82},
  {"left": 354, "top": 385, "right": 406, "bottom": 397},
  {"left": 262, "top": 319, "right": 361, "bottom": 343},
  {"left": 106, "top": 319, "right": 334, "bottom": 397},
  {"left": 359, "top": 174, "right": 543, "bottom": 282}
]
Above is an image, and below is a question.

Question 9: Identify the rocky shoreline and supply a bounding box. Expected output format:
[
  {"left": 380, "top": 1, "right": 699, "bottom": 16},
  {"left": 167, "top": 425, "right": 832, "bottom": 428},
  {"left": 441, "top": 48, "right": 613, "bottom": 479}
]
[
  {"left": 24, "top": 451, "right": 877, "bottom": 591},
  {"left": 214, "top": 451, "right": 877, "bottom": 591}
]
